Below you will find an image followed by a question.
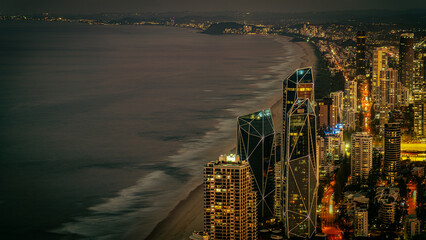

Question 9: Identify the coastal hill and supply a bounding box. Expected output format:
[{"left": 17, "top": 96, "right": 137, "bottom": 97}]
[{"left": 202, "top": 22, "right": 243, "bottom": 35}]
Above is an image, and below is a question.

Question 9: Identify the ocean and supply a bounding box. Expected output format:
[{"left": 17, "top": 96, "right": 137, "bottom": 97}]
[{"left": 0, "top": 22, "right": 311, "bottom": 239}]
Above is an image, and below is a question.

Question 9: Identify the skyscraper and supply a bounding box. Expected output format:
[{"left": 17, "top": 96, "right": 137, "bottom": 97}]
[
  {"left": 378, "top": 69, "right": 401, "bottom": 133},
  {"left": 344, "top": 80, "right": 358, "bottom": 131},
  {"left": 356, "top": 31, "right": 367, "bottom": 76},
  {"left": 345, "top": 80, "right": 358, "bottom": 110},
  {"left": 413, "top": 89, "right": 426, "bottom": 138},
  {"left": 204, "top": 154, "right": 257, "bottom": 240},
  {"left": 413, "top": 59, "right": 425, "bottom": 91},
  {"left": 372, "top": 47, "right": 390, "bottom": 103},
  {"left": 379, "top": 69, "right": 400, "bottom": 110},
  {"left": 384, "top": 123, "right": 401, "bottom": 185},
  {"left": 350, "top": 132, "right": 372, "bottom": 184},
  {"left": 237, "top": 109, "right": 275, "bottom": 220},
  {"left": 399, "top": 33, "right": 414, "bottom": 91},
  {"left": 284, "top": 98, "right": 317, "bottom": 238},
  {"left": 316, "top": 135, "right": 327, "bottom": 180},
  {"left": 281, "top": 67, "right": 318, "bottom": 239},
  {"left": 330, "top": 91, "right": 344, "bottom": 122}
]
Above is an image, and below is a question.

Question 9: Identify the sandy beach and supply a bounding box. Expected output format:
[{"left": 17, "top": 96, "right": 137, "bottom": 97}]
[{"left": 123, "top": 37, "right": 317, "bottom": 240}]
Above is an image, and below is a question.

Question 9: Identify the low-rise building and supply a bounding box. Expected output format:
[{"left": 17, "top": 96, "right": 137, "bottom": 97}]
[
  {"left": 375, "top": 187, "right": 399, "bottom": 225},
  {"left": 403, "top": 215, "right": 421, "bottom": 240}
]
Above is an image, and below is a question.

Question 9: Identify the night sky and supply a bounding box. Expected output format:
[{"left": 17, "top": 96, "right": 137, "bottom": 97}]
[{"left": 1, "top": 0, "right": 425, "bottom": 14}]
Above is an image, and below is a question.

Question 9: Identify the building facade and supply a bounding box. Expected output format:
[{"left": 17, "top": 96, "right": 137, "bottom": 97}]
[
  {"left": 384, "top": 123, "right": 401, "bottom": 185},
  {"left": 413, "top": 89, "right": 426, "bottom": 138},
  {"left": 318, "top": 97, "right": 336, "bottom": 128},
  {"left": 281, "top": 68, "right": 318, "bottom": 239},
  {"left": 204, "top": 155, "right": 257, "bottom": 240},
  {"left": 345, "top": 80, "right": 358, "bottom": 110},
  {"left": 379, "top": 68, "right": 400, "bottom": 111},
  {"left": 399, "top": 33, "right": 415, "bottom": 91},
  {"left": 356, "top": 31, "right": 367, "bottom": 75},
  {"left": 413, "top": 59, "right": 424, "bottom": 91},
  {"left": 372, "top": 47, "right": 390, "bottom": 102},
  {"left": 404, "top": 215, "right": 421, "bottom": 240},
  {"left": 350, "top": 132, "right": 373, "bottom": 184},
  {"left": 284, "top": 98, "right": 318, "bottom": 239},
  {"left": 354, "top": 209, "right": 369, "bottom": 237},
  {"left": 237, "top": 109, "right": 276, "bottom": 220},
  {"left": 317, "top": 136, "right": 327, "bottom": 180},
  {"left": 330, "top": 91, "right": 344, "bottom": 123},
  {"left": 376, "top": 187, "right": 399, "bottom": 225}
]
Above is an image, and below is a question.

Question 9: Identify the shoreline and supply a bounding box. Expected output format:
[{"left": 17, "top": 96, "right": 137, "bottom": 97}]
[{"left": 124, "top": 37, "right": 317, "bottom": 240}]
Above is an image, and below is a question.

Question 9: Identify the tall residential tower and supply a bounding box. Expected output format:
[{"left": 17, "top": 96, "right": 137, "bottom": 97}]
[
  {"left": 356, "top": 31, "right": 367, "bottom": 76},
  {"left": 399, "top": 33, "right": 414, "bottom": 91},
  {"left": 350, "top": 132, "right": 373, "bottom": 184},
  {"left": 384, "top": 123, "right": 401, "bottom": 185},
  {"left": 204, "top": 155, "right": 257, "bottom": 239}
]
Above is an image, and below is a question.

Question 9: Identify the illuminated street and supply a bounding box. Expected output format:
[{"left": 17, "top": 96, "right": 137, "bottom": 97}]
[
  {"left": 321, "top": 178, "right": 343, "bottom": 240},
  {"left": 407, "top": 181, "right": 417, "bottom": 215},
  {"left": 360, "top": 80, "right": 371, "bottom": 133}
]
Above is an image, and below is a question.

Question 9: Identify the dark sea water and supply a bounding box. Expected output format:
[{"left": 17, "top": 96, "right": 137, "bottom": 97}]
[{"left": 0, "top": 22, "right": 308, "bottom": 239}]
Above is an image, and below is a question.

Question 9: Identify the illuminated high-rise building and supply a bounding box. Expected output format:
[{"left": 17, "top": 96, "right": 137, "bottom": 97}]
[
  {"left": 344, "top": 81, "right": 358, "bottom": 131},
  {"left": 399, "top": 33, "right": 414, "bottom": 91},
  {"left": 350, "top": 132, "right": 372, "bottom": 184},
  {"left": 237, "top": 109, "right": 275, "bottom": 220},
  {"left": 274, "top": 161, "right": 282, "bottom": 219},
  {"left": 325, "top": 126, "right": 345, "bottom": 166},
  {"left": 281, "top": 67, "right": 318, "bottom": 239},
  {"left": 284, "top": 98, "right": 317, "bottom": 238},
  {"left": 356, "top": 31, "right": 367, "bottom": 75},
  {"left": 345, "top": 80, "right": 358, "bottom": 110},
  {"left": 204, "top": 154, "right": 257, "bottom": 240},
  {"left": 413, "top": 89, "right": 426, "bottom": 138},
  {"left": 380, "top": 69, "right": 400, "bottom": 110},
  {"left": 372, "top": 47, "right": 390, "bottom": 102},
  {"left": 330, "top": 91, "right": 344, "bottom": 122},
  {"left": 404, "top": 215, "right": 421, "bottom": 240},
  {"left": 316, "top": 136, "right": 327, "bottom": 180},
  {"left": 413, "top": 59, "right": 425, "bottom": 90},
  {"left": 344, "top": 108, "right": 357, "bottom": 131},
  {"left": 317, "top": 126, "right": 343, "bottom": 180},
  {"left": 354, "top": 209, "right": 368, "bottom": 237},
  {"left": 374, "top": 69, "right": 400, "bottom": 133},
  {"left": 384, "top": 123, "right": 401, "bottom": 186},
  {"left": 272, "top": 133, "right": 282, "bottom": 220}
]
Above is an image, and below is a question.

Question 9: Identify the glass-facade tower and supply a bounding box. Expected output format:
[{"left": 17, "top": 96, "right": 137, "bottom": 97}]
[
  {"left": 237, "top": 109, "right": 276, "bottom": 220},
  {"left": 281, "top": 67, "right": 318, "bottom": 238}
]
